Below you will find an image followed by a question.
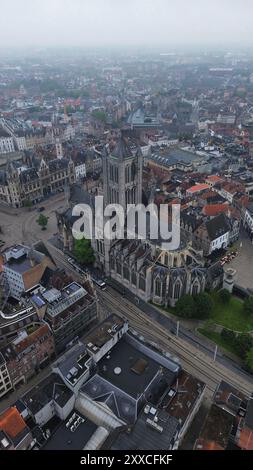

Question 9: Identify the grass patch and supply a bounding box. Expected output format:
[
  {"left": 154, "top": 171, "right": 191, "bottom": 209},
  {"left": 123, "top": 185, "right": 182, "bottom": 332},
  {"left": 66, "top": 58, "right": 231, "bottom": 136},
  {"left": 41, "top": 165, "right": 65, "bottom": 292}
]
[
  {"left": 210, "top": 293, "right": 253, "bottom": 332},
  {"left": 198, "top": 328, "right": 237, "bottom": 356},
  {"left": 153, "top": 293, "right": 253, "bottom": 333}
]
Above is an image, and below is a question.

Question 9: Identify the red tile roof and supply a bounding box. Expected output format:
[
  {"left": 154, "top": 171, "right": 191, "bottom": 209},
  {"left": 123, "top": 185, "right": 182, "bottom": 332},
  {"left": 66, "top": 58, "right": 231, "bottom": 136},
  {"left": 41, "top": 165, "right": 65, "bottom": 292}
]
[
  {"left": 206, "top": 175, "right": 223, "bottom": 183},
  {"left": 0, "top": 407, "right": 27, "bottom": 440},
  {"left": 202, "top": 203, "right": 229, "bottom": 216},
  {"left": 200, "top": 190, "right": 219, "bottom": 200},
  {"left": 187, "top": 183, "right": 210, "bottom": 194}
]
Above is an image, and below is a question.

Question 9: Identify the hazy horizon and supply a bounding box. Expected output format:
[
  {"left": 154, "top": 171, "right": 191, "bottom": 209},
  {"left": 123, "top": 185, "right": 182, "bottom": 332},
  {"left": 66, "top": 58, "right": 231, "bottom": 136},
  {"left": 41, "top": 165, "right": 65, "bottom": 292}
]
[{"left": 1, "top": 0, "right": 253, "bottom": 50}]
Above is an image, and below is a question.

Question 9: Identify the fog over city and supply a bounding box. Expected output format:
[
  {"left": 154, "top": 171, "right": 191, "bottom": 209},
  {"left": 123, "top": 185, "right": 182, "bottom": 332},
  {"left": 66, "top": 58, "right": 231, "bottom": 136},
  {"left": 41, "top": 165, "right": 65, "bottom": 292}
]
[{"left": 1, "top": 0, "right": 253, "bottom": 49}]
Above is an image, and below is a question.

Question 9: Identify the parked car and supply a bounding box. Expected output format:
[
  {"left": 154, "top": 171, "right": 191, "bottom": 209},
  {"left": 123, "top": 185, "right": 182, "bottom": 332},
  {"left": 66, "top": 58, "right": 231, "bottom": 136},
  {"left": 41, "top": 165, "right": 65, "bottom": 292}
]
[{"left": 220, "top": 250, "right": 238, "bottom": 266}]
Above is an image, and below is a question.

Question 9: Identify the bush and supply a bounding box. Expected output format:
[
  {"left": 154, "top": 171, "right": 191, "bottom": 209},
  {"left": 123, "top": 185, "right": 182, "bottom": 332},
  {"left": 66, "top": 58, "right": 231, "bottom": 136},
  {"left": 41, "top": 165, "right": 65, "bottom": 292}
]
[
  {"left": 219, "top": 289, "right": 231, "bottom": 304},
  {"left": 221, "top": 328, "right": 236, "bottom": 344},
  {"left": 194, "top": 292, "right": 214, "bottom": 319},
  {"left": 175, "top": 294, "right": 195, "bottom": 318},
  {"left": 245, "top": 347, "right": 253, "bottom": 373},
  {"left": 235, "top": 334, "right": 253, "bottom": 359},
  {"left": 244, "top": 296, "right": 253, "bottom": 316},
  {"left": 220, "top": 329, "right": 253, "bottom": 360}
]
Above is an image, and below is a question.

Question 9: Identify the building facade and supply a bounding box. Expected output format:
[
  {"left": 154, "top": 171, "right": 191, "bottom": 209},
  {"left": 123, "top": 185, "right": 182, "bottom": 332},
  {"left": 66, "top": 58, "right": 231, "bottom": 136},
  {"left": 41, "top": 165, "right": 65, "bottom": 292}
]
[
  {"left": 1, "top": 324, "right": 55, "bottom": 389},
  {"left": 0, "top": 353, "right": 12, "bottom": 398},
  {"left": 2, "top": 244, "right": 56, "bottom": 299},
  {"left": 0, "top": 129, "right": 15, "bottom": 154},
  {"left": 0, "top": 156, "right": 75, "bottom": 207}
]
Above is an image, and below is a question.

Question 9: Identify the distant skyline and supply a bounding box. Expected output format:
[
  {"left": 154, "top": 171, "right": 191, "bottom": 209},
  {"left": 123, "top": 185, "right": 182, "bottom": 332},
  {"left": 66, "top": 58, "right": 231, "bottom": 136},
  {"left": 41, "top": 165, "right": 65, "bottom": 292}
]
[{"left": 1, "top": 0, "right": 253, "bottom": 49}]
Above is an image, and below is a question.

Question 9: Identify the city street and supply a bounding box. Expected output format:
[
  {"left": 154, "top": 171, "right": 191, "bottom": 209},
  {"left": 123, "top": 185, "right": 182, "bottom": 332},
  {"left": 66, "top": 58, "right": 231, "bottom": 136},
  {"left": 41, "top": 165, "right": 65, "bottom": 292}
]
[
  {"left": 0, "top": 193, "right": 66, "bottom": 248},
  {"left": 97, "top": 287, "right": 253, "bottom": 397},
  {"left": 42, "top": 243, "right": 253, "bottom": 397}
]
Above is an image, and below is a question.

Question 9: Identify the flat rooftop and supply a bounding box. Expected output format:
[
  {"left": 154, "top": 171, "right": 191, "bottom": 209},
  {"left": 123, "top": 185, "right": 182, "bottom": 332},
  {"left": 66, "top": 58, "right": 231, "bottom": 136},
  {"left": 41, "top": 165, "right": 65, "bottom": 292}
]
[
  {"left": 161, "top": 371, "right": 205, "bottom": 426},
  {"left": 214, "top": 380, "right": 248, "bottom": 415},
  {"left": 198, "top": 404, "right": 234, "bottom": 450},
  {"left": 53, "top": 343, "right": 90, "bottom": 386},
  {"left": 97, "top": 336, "right": 174, "bottom": 399},
  {"left": 5, "top": 255, "right": 39, "bottom": 274},
  {"left": 85, "top": 314, "right": 125, "bottom": 352},
  {"left": 45, "top": 282, "right": 88, "bottom": 318},
  {"left": 42, "top": 411, "right": 97, "bottom": 450}
]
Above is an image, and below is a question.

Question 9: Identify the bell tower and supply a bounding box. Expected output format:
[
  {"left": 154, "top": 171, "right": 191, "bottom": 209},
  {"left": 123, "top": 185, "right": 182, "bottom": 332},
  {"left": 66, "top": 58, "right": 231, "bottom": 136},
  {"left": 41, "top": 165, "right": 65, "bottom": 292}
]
[
  {"left": 97, "top": 132, "right": 143, "bottom": 274},
  {"left": 103, "top": 132, "right": 143, "bottom": 211}
]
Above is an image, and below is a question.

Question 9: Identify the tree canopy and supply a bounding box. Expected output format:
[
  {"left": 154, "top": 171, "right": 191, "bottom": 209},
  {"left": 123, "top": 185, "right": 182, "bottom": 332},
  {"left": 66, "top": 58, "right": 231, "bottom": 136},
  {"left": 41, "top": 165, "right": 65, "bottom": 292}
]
[
  {"left": 36, "top": 214, "right": 49, "bottom": 230},
  {"left": 218, "top": 288, "right": 231, "bottom": 304},
  {"left": 73, "top": 238, "right": 95, "bottom": 266},
  {"left": 245, "top": 347, "right": 253, "bottom": 373},
  {"left": 194, "top": 292, "right": 214, "bottom": 318},
  {"left": 175, "top": 294, "right": 195, "bottom": 318},
  {"left": 244, "top": 296, "right": 253, "bottom": 316}
]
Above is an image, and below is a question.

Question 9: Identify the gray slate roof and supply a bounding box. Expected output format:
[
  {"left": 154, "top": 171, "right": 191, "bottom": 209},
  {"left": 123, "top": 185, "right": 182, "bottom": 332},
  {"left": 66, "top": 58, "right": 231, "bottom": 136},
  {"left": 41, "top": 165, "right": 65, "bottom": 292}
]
[{"left": 206, "top": 213, "right": 230, "bottom": 241}]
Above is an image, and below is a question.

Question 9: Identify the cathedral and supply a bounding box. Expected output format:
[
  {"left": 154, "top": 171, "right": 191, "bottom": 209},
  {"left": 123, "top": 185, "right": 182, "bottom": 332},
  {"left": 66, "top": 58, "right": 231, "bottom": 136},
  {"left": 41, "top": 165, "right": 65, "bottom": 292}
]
[{"left": 56, "top": 132, "right": 224, "bottom": 307}]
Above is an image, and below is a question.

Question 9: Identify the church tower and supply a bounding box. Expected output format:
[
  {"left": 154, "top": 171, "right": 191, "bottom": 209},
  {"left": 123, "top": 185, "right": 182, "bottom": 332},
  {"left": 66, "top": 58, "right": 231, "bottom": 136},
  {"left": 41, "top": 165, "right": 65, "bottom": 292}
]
[
  {"left": 103, "top": 132, "right": 143, "bottom": 210},
  {"left": 96, "top": 132, "right": 143, "bottom": 274}
]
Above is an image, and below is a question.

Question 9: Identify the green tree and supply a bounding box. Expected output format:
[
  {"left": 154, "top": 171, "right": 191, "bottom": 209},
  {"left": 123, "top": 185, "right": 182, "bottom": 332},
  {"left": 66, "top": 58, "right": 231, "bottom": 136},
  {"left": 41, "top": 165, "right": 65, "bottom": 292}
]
[
  {"left": 175, "top": 294, "right": 195, "bottom": 318},
  {"left": 245, "top": 347, "right": 253, "bottom": 373},
  {"left": 221, "top": 328, "right": 236, "bottom": 345},
  {"left": 36, "top": 214, "right": 49, "bottom": 230},
  {"left": 73, "top": 238, "right": 95, "bottom": 266},
  {"left": 194, "top": 292, "right": 214, "bottom": 319},
  {"left": 235, "top": 334, "right": 253, "bottom": 359},
  {"left": 219, "top": 289, "right": 231, "bottom": 304},
  {"left": 244, "top": 296, "right": 253, "bottom": 316}
]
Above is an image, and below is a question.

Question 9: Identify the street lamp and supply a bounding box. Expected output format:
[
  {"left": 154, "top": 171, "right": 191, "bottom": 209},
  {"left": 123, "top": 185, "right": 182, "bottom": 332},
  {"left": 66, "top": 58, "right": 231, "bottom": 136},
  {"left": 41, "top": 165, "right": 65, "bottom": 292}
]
[{"left": 213, "top": 344, "right": 218, "bottom": 361}]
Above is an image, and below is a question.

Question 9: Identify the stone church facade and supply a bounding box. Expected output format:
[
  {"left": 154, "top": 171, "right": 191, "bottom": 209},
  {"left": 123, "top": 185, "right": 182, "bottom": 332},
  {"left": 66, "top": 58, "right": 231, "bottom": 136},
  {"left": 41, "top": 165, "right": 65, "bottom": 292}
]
[{"left": 56, "top": 133, "right": 224, "bottom": 306}]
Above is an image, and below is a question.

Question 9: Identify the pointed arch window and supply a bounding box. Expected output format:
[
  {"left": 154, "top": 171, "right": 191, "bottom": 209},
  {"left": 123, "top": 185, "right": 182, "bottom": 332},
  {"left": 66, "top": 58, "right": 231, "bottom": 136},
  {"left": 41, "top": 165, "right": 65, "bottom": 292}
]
[
  {"left": 155, "top": 277, "right": 162, "bottom": 296},
  {"left": 139, "top": 275, "right": 146, "bottom": 292},
  {"left": 116, "top": 260, "right": 121, "bottom": 275},
  {"left": 123, "top": 265, "right": 130, "bottom": 280},
  {"left": 192, "top": 282, "right": 199, "bottom": 296},
  {"left": 110, "top": 257, "right": 115, "bottom": 270},
  {"left": 174, "top": 280, "right": 181, "bottom": 300},
  {"left": 132, "top": 271, "right": 137, "bottom": 285}
]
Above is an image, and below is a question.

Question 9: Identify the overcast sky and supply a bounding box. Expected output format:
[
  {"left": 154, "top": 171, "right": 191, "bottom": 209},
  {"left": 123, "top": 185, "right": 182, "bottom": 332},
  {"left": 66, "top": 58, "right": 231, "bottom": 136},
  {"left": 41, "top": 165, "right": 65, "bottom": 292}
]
[{"left": 1, "top": 0, "right": 253, "bottom": 49}]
